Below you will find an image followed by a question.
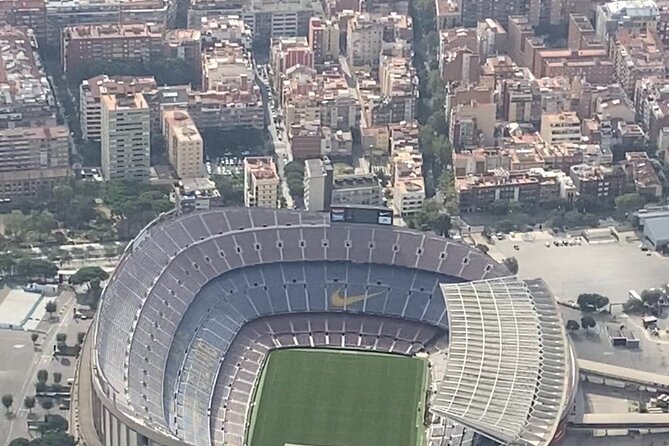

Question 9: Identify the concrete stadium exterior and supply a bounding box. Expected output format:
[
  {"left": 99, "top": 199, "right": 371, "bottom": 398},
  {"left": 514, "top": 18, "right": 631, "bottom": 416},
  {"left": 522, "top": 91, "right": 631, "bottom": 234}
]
[{"left": 84, "top": 208, "right": 577, "bottom": 446}]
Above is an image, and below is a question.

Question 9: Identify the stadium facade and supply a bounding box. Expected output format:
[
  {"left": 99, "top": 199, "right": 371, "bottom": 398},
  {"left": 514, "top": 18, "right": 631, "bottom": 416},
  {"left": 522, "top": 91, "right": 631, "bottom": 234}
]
[{"left": 88, "top": 208, "right": 578, "bottom": 446}]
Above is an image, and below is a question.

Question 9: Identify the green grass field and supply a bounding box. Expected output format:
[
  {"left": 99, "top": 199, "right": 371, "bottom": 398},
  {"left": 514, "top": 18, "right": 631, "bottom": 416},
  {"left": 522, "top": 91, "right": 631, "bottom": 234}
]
[{"left": 247, "top": 348, "right": 427, "bottom": 446}]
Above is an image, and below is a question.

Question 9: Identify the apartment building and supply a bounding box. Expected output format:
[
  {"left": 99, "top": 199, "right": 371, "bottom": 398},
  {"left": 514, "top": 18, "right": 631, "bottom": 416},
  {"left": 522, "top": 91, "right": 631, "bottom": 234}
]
[
  {"left": 10, "top": 0, "right": 170, "bottom": 44},
  {"left": 200, "top": 15, "right": 252, "bottom": 50},
  {"left": 333, "top": 174, "right": 383, "bottom": 207},
  {"left": 436, "top": 0, "right": 460, "bottom": 29},
  {"left": 308, "top": 17, "right": 339, "bottom": 65},
  {"left": 459, "top": 0, "right": 529, "bottom": 26},
  {"left": 271, "top": 36, "right": 314, "bottom": 75},
  {"left": 304, "top": 157, "right": 334, "bottom": 211},
  {"left": 456, "top": 169, "right": 563, "bottom": 212},
  {"left": 540, "top": 111, "right": 582, "bottom": 144},
  {"left": 101, "top": 93, "right": 151, "bottom": 182},
  {"left": 80, "top": 75, "right": 157, "bottom": 141},
  {"left": 283, "top": 68, "right": 360, "bottom": 130},
  {"left": 477, "top": 18, "right": 507, "bottom": 57},
  {"left": 6, "top": 0, "right": 47, "bottom": 43},
  {"left": 0, "top": 26, "right": 56, "bottom": 129},
  {"left": 62, "top": 23, "right": 163, "bottom": 73},
  {"left": 611, "top": 30, "right": 668, "bottom": 95},
  {"left": 202, "top": 41, "right": 255, "bottom": 91},
  {"left": 243, "top": 157, "right": 280, "bottom": 208},
  {"left": 187, "top": 0, "right": 322, "bottom": 42},
  {"left": 569, "top": 163, "right": 626, "bottom": 198},
  {"left": 346, "top": 14, "right": 384, "bottom": 69},
  {"left": 449, "top": 101, "right": 496, "bottom": 148},
  {"left": 624, "top": 152, "right": 663, "bottom": 197},
  {"left": 596, "top": 0, "right": 660, "bottom": 41},
  {"left": 439, "top": 28, "right": 481, "bottom": 84},
  {"left": 392, "top": 147, "right": 425, "bottom": 216},
  {"left": 568, "top": 14, "right": 599, "bottom": 50},
  {"left": 634, "top": 76, "right": 669, "bottom": 143},
  {"left": 187, "top": 90, "right": 264, "bottom": 130},
  {"left": 163, "top": 110, "right": 204, "bottom": 179},
  {"left": 0, "top": 126, "right": 70, "bottom": 198},
  {"left": 163, "top": 29, "right": 202, "bottom": 86}
]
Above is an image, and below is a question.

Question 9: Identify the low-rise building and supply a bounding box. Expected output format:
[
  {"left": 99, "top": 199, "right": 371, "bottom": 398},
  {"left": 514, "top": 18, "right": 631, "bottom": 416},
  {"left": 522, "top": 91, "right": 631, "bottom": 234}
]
[
  {"left": 202, "top": 40, "right": 255, "bottom": 91},
  {"left": 243, "top": 156, "right": 280, "bottom": 208},
  {"left": 173, "top": 177, "right": 222, "bottom": 213},
  {"left": 569, "top": 163, "right": 626, "bottom": 199},
  {"left": 62, "top": 23, "right": 163, "bottom": 73},
  {"left": 80, "top": 75, "right": 157, "bottom": 141}
]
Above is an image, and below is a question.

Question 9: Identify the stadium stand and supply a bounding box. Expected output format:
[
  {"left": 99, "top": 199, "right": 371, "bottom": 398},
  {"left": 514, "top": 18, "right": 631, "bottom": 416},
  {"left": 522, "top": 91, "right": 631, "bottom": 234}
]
[{"left": 88, "top": 208, "right": 574, "bottom": 446}]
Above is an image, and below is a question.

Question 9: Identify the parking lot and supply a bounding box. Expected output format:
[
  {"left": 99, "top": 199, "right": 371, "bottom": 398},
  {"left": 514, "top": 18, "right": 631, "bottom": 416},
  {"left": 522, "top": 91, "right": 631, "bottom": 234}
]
[{"left": 491, "top": 231, "right": 669, "bottom": 304}]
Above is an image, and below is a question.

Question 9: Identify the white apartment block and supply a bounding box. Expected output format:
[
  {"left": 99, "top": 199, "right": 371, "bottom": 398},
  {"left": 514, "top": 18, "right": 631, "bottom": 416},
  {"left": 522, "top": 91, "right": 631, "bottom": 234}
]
[
  {"left": 540, "top": 111, "right": 582, "bottom": 145},
  {"left": 243, "top": 157, "right": 280, "bottom": 208},
  {"left": 101, "top": 93, "right": 151, "bottom": 182},
  {"left": 163, "top": 110, "right": 204, "bottom": 179},
  {"left": 392, "top": 148, "right": 425, "bottom": 217}
]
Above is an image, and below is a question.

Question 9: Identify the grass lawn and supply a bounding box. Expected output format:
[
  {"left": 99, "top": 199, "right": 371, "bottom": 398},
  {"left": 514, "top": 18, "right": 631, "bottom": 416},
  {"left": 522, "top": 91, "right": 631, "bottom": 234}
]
[{"left": 248, "top": 348, "right": 427, "bottom": 446}]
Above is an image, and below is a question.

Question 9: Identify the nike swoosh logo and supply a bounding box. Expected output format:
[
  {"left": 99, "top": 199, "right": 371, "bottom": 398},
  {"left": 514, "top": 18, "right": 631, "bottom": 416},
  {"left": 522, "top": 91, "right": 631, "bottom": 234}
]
[{"left": 330, "top": 288, "right": 385, "bottom": 308}]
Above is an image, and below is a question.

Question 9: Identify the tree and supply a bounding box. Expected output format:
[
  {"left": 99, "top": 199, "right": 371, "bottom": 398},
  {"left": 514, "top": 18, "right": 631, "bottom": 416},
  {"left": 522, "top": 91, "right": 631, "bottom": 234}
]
[
  {"left": 31, "top": 333, "right": 39, "bottom": 344},
  {"left": 581, "top": 315, "right": 596, "bottom": 330},
  {"left": 55, "top": 333, "right": 67, "bottom": 345},
  {"left": 40, "top": 397, "right": 54, "bottom": 413},
  {"left": 2, "top": 394, "right": 13, "bottom": 413},
  {"left": 9, "top": 439, "right": 29, "bottom": 446},
  {"left": 641, "top": 289, "right": 664, "bottom": 306},
  {"left": 30, "top": 432, "right": 76, "bottom": 446},
  {"left": 23, "top": 396, "right": 35, "bottom": 414},
  {"left": 16, "top": 258, "right": 58, "bottom": 279},
  {"left": 503, "top": 257, "right": 519, "bottom": 274},
  {"left": 77, "top": 332, "right": 86, "bottom": 345},
  {"left": 37, "top": 369, "right": 49, "bottom": 384},
  {"left": 577, "top": 293, "right": 609, "bottom": 312},
  {"left": 615, "top": 193, "right": 647, "bottom": 215},
  {"left": 566, "top": 320, "right": 580, "bottom": 331},
  {"left": 38, "top": 414, "right": 69, "bottom": 434},
  {"left": 45, "top": 301, "right": 57, "bottom": 319},
  {"left": 52, "top": 372, "right": 62, "bottom": 385},
  {"left": 69, "top": 266, "right": 109, "bottom": 289}
]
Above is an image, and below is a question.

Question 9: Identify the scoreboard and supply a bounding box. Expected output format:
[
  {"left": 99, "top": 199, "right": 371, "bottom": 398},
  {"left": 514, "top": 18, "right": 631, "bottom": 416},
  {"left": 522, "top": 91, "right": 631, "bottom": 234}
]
[{"left": 330, "top": 205, "right": 394, "bottom": 226}]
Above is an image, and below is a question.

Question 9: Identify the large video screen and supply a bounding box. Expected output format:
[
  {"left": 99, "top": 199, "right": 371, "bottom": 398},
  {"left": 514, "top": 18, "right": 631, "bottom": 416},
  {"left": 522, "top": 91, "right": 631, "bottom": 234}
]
[{"left": 330, "top": 206, "right": 393, "bottom": 226}]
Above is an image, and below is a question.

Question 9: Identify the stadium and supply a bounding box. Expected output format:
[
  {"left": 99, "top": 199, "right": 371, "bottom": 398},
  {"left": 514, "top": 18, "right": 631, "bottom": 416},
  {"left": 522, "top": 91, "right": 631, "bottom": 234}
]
[{"left": 86, "top": 207, "right": 578, "bottom": 446}]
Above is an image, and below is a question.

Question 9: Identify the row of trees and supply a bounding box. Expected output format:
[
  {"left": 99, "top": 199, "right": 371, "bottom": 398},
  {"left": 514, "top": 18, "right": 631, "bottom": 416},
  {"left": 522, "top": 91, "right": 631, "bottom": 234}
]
[
  {"left": 284, "top": 161, "right": 305, "bottom": 200},
  {"left": 0, "top": 255, "right": 58, "bottom": 280}
]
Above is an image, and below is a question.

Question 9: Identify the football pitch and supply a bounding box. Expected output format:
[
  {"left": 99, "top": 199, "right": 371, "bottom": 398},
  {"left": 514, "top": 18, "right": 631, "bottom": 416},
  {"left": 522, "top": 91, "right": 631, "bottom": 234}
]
[{"left": 247, "top": 348, "right": 427, "bottom": 446}]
